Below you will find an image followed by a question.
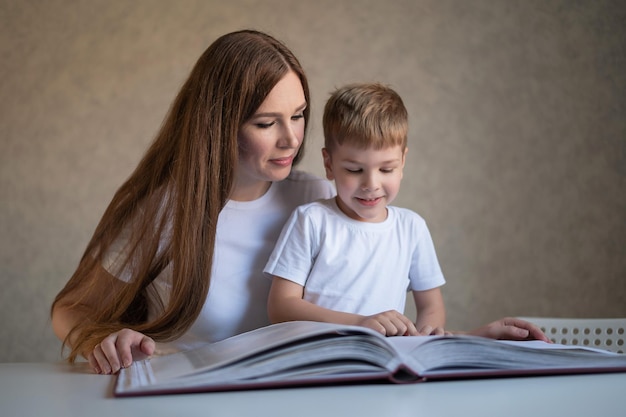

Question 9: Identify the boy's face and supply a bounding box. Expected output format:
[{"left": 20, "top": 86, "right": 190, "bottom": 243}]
[{"left": 323, "top": 143, "right": 407, "bottom": 223}]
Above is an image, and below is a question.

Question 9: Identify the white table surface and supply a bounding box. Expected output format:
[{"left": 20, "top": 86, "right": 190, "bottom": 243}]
[{"left": 1, "top": 362, "right": 625, "bottom": 417}]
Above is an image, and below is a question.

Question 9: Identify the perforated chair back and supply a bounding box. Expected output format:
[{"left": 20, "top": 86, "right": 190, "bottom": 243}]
[{"left": 518, "top": 317, "right": 626, "bottom": 353}]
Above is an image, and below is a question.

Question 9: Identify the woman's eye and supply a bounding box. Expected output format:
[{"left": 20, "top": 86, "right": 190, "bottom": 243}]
[
  {"left": 291, "top": 113, "right": 304, "bottom": 121},
  {"left": 381, "top": 169, "right": 394, "bottom": 173},
  {"left": 255, "top": 122, "right": 275, "bottom": 128}
]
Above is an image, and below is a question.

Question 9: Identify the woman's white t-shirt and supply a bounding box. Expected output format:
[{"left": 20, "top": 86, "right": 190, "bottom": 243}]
[{"left": 104, "top": 171, "right": 334, "bottom": 353}]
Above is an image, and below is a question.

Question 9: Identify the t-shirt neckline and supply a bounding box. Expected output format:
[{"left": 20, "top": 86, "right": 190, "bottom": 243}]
[{"left": 225, "top": 182, "right": 277, "bottom": 210}]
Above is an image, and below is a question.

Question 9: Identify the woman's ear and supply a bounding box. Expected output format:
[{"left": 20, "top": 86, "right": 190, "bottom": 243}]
[{"left": 322, "top": 148, "right": 334, "bottom": 180}]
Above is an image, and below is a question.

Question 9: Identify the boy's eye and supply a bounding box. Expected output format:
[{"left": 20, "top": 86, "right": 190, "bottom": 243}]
[
  {"left": 381, "top": 168, "right": 394, "bottom": 173},
  {"left": 345, "top": 168, "right": 362, "bottom": 173}
]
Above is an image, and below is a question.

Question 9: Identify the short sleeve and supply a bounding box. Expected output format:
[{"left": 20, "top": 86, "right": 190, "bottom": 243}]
[
  {"left": 408, "top": 219, "right": 446, "bottom": 291},
  {"left": 263, "top": 206, "right": 318, "bottom": 286}
]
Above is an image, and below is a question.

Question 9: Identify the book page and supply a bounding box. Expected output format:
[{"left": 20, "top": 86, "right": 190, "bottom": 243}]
[
  {"left": 144, "top": 321, "right": 367, "bottom": 380},
  {"left": 119, "top": 321, "right": 398, "bottom": 392},
  {"left": 398, "top": 336, "right": 626, "bottom": 376}
]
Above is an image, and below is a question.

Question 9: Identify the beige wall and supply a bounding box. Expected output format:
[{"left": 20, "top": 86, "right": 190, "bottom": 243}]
[{"left": 1, "top": 0, "right": 624, "bottom": 362}]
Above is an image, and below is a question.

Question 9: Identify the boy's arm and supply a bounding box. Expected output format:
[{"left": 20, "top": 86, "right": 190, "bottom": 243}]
[
  {"left": 412, "top": 287, "right": 446, "bottom": 334},
  {"left": 268, "top": 276, "right": 418, "bottom": 336},
  {"left": 268, "top": 276, "right": 365, "bottom": 325}
]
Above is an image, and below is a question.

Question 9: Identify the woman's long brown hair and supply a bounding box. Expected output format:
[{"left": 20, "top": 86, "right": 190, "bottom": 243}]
[{"left": 52, "top": 30, "right": 311, "bottom": 362}]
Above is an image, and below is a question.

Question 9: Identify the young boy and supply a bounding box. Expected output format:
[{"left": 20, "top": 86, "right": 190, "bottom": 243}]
[{"left": 264, "top": 83, "right": 446, "bottom": 337}]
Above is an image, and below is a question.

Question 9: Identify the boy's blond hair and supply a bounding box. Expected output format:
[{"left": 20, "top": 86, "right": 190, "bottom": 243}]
[{"left": 323, "top": 83, "right": 408, "bottom": 151}]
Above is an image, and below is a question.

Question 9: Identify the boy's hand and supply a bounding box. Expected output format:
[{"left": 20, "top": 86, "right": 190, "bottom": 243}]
[
  {"left": 417, "top": 325, "right": 447, "bottom": 336},
  {"left": 358, "top": 310, "right": 419, "bottom": 336}
]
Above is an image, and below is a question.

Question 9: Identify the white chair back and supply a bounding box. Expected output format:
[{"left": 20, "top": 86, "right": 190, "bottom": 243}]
[{"left": 518, "top": 317, "right": 626, "bottom": 354}]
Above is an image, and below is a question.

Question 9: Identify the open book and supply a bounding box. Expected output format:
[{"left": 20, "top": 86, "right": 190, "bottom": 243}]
[{"left": 115, "top": 321, "right": 626, "bottom": 396}]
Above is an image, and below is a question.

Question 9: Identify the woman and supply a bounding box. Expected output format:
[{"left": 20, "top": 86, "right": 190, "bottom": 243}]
[{"left": 51, "top": 30, "right": 547, "bottom": 375}]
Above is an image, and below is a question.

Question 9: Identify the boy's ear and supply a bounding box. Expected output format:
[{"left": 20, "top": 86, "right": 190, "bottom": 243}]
[{"left": 321, "top": 148, "right": 334, "bottom": 180}]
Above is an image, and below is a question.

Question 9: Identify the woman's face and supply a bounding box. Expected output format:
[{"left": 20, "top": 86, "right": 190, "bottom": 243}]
[{"left": 235, "top": 71, "right": 307, "bottom": 201}]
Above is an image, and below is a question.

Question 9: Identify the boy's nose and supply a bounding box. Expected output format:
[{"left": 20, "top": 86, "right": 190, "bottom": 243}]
[{"left": 361, "top": 173, "right": 379, "bottom": 191}]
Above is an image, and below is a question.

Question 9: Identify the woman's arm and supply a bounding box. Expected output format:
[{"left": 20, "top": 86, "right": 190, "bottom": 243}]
[
  {"left": 51, "top": 266, "right": 155, "bottom": 374},
  {"left": 268, "top": 276, "right": 418, "bottom": 336}
]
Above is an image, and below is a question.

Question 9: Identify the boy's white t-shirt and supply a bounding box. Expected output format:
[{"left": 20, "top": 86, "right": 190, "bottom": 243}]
[
  {"left": 264, "top": 198, "right": 445, "bottom": 316},
  {"left": 103, "top": 171, "right": 335, "bottom": 352}
]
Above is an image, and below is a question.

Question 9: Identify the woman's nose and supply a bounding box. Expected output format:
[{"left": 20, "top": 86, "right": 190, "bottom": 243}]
[{"left": 278, "top": 124, "right": 300, "bottom": 148}]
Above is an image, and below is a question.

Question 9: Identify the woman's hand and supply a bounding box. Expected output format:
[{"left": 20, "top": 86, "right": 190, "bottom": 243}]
[
  {"left": 465, "top": 317, "right": 550, "bottom": 342},
  {"left": 88, "top": 329, "right": 155, "bottom": 374}
]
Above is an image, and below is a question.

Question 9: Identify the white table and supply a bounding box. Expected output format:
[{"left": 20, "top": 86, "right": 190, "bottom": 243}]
[{"left": 1, "top": 362, "right": 624, "bottom": 417}]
